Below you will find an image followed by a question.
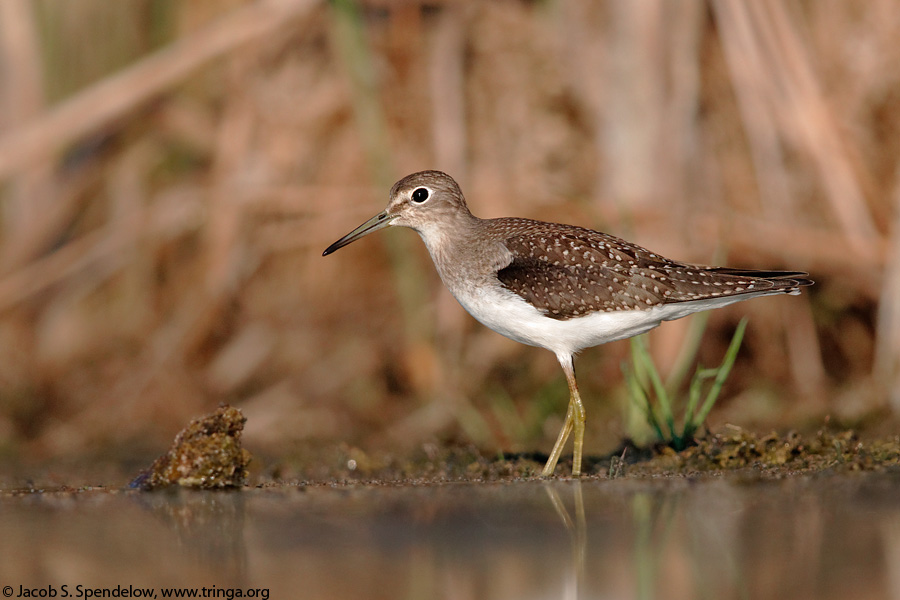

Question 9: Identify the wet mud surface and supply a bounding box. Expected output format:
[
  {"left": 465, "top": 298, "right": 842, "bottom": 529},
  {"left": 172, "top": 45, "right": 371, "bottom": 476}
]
[
  {"left": 3, "top": 416, "right": 900, "bottom": 599},
  {"left": 3, "top": 468, "right": 900, "bottom": 600},
  {"left": 249, "top": 423, "right": 900, "bottom": 485}
]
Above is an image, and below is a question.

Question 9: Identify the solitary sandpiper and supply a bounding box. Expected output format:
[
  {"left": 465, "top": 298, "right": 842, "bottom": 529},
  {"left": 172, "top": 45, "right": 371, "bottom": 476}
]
[{"left": 323, "top": 170, "right": 813, "bottom": 477}]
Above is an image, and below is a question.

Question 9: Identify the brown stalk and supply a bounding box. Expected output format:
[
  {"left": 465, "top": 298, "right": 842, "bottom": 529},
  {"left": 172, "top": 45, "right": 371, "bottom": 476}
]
[
  {"left": 0, "top": 0, "right": 57, "bottom": 272},
  {"left": 0, "top": 0, "right": 316, "bottom": 181}
]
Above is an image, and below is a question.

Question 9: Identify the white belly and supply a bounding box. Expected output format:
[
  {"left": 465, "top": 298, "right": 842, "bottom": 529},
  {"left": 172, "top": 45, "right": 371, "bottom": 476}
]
[
  {"left": 449, "top": 282, "right": 770, "bottom": 356},
  {"left": 448, "top": 284, "right": 659, "bottom": 355}
]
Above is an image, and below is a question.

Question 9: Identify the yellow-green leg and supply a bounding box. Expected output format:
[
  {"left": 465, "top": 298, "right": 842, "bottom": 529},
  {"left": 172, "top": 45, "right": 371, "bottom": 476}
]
[{"left": 542, "top": 354, "right": 586, "bottom": 477}]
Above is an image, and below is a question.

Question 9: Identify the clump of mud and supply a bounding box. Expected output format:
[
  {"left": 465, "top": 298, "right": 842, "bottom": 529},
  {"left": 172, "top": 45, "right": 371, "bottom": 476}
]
[{"left": 130, "top": 405, "right": 251, "bottom": 490}]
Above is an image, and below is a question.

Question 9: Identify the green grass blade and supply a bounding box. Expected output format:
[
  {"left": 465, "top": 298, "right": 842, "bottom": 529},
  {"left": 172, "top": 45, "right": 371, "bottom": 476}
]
[
  {"left": 681, "top": 367, "right": 716, "bottom": 439},
  {"left": 693, "top": 318, "right": 748, "bottom": 428},
  {"left": 664, "top": 311, "right": 710, "bottom": 395},
  {"left": 624, "top": 362, "right": 666, "bottom": 442},
  {"left": 633, "top": 337, "right": 676, "bottom": 439},
  {"left": 681, "top": 367, "right": 703, "bottom": 438}
]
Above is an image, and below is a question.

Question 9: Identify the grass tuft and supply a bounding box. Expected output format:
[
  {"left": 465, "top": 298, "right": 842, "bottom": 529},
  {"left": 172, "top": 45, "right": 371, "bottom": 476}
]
[{"left": 624, "top": 318, "right": 748, "bottom": 451}]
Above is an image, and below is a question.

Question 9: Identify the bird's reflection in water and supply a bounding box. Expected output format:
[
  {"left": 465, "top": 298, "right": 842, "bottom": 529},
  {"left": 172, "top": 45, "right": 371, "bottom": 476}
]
[
  {"left": 544, "top": 481, "right": 587, "bottom": 599},
  {"left": 543, "top": 479, "right": 746, "bottom": 600}
]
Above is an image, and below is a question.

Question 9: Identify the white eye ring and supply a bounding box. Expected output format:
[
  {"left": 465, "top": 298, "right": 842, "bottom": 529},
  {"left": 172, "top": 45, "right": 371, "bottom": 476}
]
[{"left": 411, "top": 187, "right": 430, "bottom": 203}]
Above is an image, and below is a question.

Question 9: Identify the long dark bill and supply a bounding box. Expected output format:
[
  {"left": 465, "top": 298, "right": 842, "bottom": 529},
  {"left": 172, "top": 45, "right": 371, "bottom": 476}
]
[{"left": 322, "top": 211, "right": 395, "bottom": 256}]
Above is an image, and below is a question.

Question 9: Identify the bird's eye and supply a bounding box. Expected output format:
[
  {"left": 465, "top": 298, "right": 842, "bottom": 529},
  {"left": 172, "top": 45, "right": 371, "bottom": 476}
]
[{"left": 411, "top": 188, "right": 429, "bottom": 203}]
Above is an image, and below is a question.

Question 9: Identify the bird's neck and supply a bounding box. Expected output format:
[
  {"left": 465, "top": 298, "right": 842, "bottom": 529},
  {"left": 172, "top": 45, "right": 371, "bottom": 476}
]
[
  {"left": 415, "top": 214, "right": 509, "bottom": 290},
  {"left": 416, "top": 209, "right": 480, "bottom": 257}
]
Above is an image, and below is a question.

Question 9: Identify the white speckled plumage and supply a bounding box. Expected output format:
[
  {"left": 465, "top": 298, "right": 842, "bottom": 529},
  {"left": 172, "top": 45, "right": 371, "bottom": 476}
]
[{"left": 324, "top": 170, "right": 813, "bottom": 477}]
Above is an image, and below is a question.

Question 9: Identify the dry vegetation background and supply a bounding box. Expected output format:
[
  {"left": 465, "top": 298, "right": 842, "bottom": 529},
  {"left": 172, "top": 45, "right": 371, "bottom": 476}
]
[{"left": 0, "top": 0, "right": 898, "bottom": 464}]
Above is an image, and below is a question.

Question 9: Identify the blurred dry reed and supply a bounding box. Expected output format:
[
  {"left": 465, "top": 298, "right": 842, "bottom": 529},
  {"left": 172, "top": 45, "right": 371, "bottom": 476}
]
[{"left": 0, "top": 0, "right": 897, "bottom": 461}]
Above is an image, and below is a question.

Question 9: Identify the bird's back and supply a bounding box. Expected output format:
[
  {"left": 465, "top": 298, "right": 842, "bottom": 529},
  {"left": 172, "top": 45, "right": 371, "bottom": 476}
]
[{"left": 482, "top": 217, "right": 811, "bottom": 321}]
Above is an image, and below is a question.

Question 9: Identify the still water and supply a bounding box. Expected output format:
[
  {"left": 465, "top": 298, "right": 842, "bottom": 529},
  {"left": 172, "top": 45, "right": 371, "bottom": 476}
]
[{"left": 1, "top": 473, "right": 899, "bottom": 599}]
